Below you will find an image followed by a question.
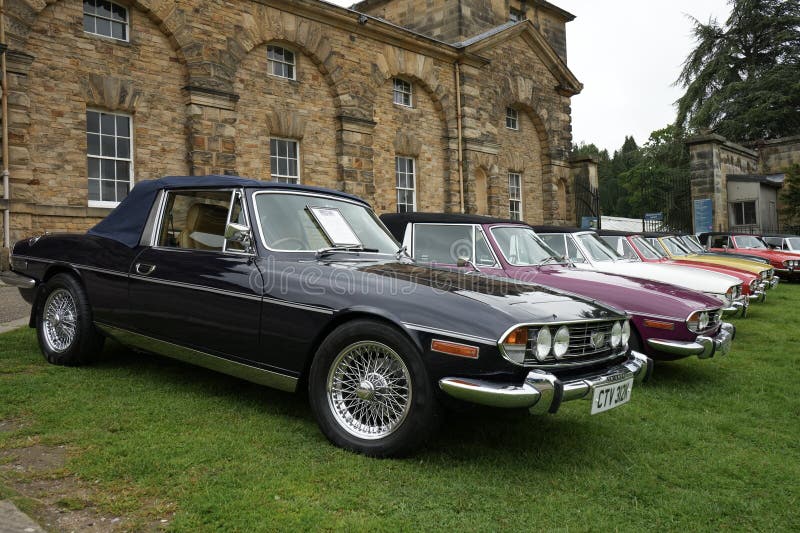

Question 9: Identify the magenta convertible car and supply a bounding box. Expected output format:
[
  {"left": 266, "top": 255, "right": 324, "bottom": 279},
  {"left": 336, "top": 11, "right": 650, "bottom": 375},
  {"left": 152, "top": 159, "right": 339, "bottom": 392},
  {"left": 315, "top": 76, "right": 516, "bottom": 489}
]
[{"left": 381, "top": 213, "right": 735, "bottom": 362}]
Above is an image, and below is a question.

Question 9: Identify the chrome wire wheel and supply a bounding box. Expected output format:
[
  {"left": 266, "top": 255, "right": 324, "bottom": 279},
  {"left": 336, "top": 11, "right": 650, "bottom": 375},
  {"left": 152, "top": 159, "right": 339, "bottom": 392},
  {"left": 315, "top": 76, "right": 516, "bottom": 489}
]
[
  {"left": 326, "top": 341, "right": 412, "bottom": 440},
  {"left": 42, "top": 288, "right": 77, "bottom": 353}
]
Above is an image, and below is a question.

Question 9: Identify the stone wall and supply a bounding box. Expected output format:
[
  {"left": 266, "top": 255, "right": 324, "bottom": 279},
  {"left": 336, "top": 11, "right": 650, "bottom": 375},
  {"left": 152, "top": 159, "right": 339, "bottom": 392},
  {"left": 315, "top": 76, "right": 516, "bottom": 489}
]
[
  {"left": 753, "top": 136, "right": 800, "bottom": 173},
  {"left": 0, "top": 0, "right": 578, "bottom": 248}
]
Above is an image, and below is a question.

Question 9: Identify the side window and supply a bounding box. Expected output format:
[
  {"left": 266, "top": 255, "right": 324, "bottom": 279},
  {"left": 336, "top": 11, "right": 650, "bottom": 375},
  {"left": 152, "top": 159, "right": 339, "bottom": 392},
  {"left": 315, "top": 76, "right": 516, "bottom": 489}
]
[
  {"left": 413, "top": 225, "right": 472, "bottom": 265},
  {"left": 225, "top": 192, "right": 250, "bottom": 253},
  {"left": 158, "top": 190, "right": 233, "bottom": 252},
  {"left": 475, "top": 228, "right": 496, "bottom": 266},
  {"left": 566, "top": 238, "right": 586, "bottom": 263}
]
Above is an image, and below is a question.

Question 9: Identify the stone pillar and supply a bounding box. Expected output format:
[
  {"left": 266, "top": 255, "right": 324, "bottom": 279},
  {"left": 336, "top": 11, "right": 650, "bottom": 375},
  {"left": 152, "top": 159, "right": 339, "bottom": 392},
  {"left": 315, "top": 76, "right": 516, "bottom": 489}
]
[
  {"left": 337, "top": 115, "right": 376, "bottom": 201},
  {"left": 185, "top": 87, "right": 239, "bottom": 176}
]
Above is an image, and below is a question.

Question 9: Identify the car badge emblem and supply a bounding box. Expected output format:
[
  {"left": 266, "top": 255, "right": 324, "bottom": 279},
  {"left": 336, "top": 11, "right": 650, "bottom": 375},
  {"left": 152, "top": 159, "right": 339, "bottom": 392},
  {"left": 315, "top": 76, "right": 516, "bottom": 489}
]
[{"left": 590, "top": 330, "right": 606, "bottom": 349}]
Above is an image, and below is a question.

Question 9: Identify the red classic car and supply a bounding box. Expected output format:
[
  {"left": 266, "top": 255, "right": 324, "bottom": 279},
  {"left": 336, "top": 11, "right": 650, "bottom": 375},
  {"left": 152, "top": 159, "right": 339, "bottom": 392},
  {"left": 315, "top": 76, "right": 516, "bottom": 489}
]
[{"left": 699, "top": 232, "right": 800, "bottom": 279}]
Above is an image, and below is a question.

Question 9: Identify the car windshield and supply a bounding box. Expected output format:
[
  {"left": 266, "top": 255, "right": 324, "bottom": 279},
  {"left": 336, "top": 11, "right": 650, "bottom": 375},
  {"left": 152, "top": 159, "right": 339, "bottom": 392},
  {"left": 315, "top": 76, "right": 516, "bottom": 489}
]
[
  {"left": 785, "top": 237, "right": 800, "bottom": 251},
  {"left": 253, "top": 192, "right": 398, "bottom": 253},
  {"left": 734, "top": 235, "right": 767, "bottom": 249},
  {"left": 662, "top": 236, "right": 692, "bottom": 256},
  {"left": 631, "top": 236, "right": 664, "bottom": 259},
  {"left": 679, "top": 236, "right": 705, "bottom": 253},
  {"left": 576, "top": 233, "right": 621, "bottom": 262},
  {"left": 490, "top": 226, "right": 564, "bottom": 265}
]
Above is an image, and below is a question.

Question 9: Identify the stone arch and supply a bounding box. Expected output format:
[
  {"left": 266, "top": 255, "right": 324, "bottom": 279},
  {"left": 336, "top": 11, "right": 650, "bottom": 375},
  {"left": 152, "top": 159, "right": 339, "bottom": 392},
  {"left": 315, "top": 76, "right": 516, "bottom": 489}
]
[
  {"left": 4, "top": 0, "right": 191, "bottom": 64},
  {"left": 234, "top": 38, "right": 339, "bottom": 188},
  {"left": 17, "top": 0, "right": 191, "bottom": 214},
  {"left": 223, "top": 8, "right": 353, "bottom": 112},
  {"left": 469, "top": 153, "right": 503, "bottom": 217},
  {"left": 369, "top": 45, "right": 455, "bottom": 131}
]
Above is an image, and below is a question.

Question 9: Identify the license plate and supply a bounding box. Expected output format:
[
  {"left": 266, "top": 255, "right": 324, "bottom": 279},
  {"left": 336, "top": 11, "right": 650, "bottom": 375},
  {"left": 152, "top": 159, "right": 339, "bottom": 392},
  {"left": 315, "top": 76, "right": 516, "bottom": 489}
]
[{"left": 590, "top": 378, "right": 633, "bottom": 414}]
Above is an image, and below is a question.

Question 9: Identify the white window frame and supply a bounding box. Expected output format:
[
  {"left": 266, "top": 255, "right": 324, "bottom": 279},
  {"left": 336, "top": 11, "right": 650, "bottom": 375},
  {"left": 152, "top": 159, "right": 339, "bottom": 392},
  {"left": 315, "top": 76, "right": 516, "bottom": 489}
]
[
  {"left": 87, "top": 109, "right": 134, "bottom": 208},
  {"left": 505, "top": 107, "right": 519, "bottom": 130},
  {"left": 270, "top": 137, "right": 301, "bottom": 184},
  {"left": 395, "top": 156, "right": 416, "bottom": 213},
  {"left": 393, "top": 78, "right": 413, "bottom": 107},
  {"left": 83, "top": 0, "right": 129, "bottom": 42},
  {"left": 508, "top": 172, "right": 522, "bottom": 221},
  {"left": 267, "top": 45, "right": 296, "bottom": 80}
]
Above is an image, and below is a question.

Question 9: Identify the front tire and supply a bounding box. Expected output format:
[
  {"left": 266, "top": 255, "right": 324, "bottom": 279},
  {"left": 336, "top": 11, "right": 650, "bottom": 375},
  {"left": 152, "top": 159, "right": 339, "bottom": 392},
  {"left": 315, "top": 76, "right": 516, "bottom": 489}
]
[
  {"left": 36, "top": 273, "right": 104, "bottom": 366},
  {"left": 308, "top": 320, "right": 440, "bottom": 457}
]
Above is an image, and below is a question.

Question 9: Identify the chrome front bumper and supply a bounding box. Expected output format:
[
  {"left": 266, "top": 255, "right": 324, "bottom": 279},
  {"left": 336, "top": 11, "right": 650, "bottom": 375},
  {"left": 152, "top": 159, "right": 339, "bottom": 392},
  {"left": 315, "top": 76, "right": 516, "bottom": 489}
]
[
  {"left": 722, "top": 295, "right": 749, "bottom": 317},
  {"left": 438, "top": 351, "right": 653, "bottom": 415},
  {"left": 647, "top": 322, "right": 735, "bottom": 359},
  {"left": 0, "top": 269, "right": 36, "bottom": 289}
]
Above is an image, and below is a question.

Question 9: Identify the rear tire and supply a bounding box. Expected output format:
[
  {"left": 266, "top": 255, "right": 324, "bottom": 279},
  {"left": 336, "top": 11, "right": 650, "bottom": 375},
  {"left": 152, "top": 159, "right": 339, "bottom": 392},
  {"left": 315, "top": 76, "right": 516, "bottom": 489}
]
[
  {"left": 308, "top": 319, "right": 441, "bottom": 457},
  {"left": 36, "top": 273, "right": 105, "bottom": 366}
]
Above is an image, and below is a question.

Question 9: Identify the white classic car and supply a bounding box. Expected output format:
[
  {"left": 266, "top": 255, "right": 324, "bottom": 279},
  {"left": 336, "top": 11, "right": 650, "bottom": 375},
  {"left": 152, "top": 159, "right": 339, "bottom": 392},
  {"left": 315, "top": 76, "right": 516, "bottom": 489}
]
[{"left": 535, "top": 227, "right": 747, "bottom": 317}]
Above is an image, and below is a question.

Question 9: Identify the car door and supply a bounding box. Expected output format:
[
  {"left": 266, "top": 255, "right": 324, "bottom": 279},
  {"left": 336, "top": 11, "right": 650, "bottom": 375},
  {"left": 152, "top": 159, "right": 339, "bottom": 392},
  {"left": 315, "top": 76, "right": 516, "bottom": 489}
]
[{"left": 128, "top": 188, "right": 264, "bottom": 362}]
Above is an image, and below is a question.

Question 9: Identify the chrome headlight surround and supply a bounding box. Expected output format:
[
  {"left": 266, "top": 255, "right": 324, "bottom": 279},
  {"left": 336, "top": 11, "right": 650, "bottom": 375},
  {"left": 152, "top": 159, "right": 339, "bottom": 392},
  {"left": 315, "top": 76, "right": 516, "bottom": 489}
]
[
  {"left": 621, "top": 320, "right": 631, "bottom": 346},
  {"left": 552, "top": 326, "right": 570, "bottom": 359},
  {"left": 535, "top": 327, "right": 553, "bottom": 361},
  {"left": 748, "top": 279, "right": 758, "bottom": 292},
  {"left": 610, "top": 321, "right": 622, "bottom": 348},
  {"left": 687, "top": 310, "right": 712, "bottom": 333}
]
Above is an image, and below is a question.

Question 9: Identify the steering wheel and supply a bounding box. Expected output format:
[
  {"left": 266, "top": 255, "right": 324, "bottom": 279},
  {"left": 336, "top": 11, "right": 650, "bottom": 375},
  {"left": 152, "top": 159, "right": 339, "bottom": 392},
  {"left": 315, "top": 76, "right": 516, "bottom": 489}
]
[{"left": 271, "top": 237, "right": 306, "bottom": 250}]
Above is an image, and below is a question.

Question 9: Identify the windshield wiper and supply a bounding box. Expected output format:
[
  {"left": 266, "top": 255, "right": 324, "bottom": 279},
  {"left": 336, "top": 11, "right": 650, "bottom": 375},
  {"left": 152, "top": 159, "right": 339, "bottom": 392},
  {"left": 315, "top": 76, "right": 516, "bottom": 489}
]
[
  {"left": 538, "top": 256, "right": 562, "bottom": 265},
  {"left": 316, "top": 245, "right": 379, "bottom": 259}
]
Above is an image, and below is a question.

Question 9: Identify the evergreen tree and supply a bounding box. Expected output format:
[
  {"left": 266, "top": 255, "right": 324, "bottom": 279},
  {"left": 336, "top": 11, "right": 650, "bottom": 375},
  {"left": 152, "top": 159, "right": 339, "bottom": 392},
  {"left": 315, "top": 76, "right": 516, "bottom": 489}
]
[{"left": 675, "top": 0, "right": 800, "bottom": 142}]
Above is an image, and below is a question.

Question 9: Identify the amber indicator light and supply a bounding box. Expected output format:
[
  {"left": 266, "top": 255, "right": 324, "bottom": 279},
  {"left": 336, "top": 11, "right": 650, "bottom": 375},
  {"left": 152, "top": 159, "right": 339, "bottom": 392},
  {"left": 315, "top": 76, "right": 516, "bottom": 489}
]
[
  {"left": 504, "top": 327, "right": 528, "bottom": 345},
  {"left": 643, "top": 319, "right": 675, "bottom": 331},
  {"left": 431, "top": 340, "right": 480, "bottom": 359}
]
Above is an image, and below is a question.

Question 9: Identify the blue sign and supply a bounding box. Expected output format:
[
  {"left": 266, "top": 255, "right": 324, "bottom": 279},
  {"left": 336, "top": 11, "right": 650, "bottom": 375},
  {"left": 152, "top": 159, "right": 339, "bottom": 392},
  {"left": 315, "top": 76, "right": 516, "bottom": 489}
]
[
  {"left": 644, "top": 212, "right": 663, "bottom": 221},
  {"left": 693, "top": 199, "right": 713, "bottom": 233},
  {"left": 581, "top": 216, "right": 598, "bottom": 229}
]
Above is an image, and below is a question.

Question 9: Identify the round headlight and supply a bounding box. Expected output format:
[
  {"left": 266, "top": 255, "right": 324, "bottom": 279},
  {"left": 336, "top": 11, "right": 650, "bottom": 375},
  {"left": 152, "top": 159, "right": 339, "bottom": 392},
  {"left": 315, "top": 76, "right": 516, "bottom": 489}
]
[
  {"left": 621, "top": 320, "right": 631, "bottom": 346},
  {"left": 610, "top": 321, "right": 622, "bottom": 348},
  {"left": 535, "top": 327, "right": 552, "bottom": 361},
  {"left": 553, "top": 326, "right": 570, "bottom": 359},
  {"left": 699, "top": 311, "right": 709, "bottom": 330}
]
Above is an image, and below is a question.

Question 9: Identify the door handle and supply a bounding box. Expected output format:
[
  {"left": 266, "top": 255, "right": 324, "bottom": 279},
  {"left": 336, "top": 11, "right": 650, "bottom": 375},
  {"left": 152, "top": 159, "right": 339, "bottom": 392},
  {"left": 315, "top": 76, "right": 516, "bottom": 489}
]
[{"left": 135, "top": 262, "right": 156, "bottom": 276}]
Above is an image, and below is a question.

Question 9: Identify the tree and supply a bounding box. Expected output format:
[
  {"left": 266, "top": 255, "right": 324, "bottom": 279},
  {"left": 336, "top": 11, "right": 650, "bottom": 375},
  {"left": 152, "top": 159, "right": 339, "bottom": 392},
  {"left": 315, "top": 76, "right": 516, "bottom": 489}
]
[
  {"left": 780, "top": 164, "right": 800, "bottom": 228},
  {"left": 675, "top": 0, "right": 800, "bottom": 142}
]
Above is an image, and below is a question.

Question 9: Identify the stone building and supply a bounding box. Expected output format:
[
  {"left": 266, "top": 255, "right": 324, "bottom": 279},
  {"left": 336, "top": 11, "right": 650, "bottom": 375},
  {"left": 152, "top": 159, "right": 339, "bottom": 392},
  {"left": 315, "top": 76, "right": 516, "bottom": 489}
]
[
  {"left": 0, "top": 0, "right": 584, "bottom": 264},
  {"left": 687, "top": 134, "right": 800, "bottom": 233}
]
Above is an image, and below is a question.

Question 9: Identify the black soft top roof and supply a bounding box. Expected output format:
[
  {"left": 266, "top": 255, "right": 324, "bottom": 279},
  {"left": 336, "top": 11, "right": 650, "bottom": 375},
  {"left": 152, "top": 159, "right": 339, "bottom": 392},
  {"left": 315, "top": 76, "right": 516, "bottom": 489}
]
[
  {"left": 88, "top": 175, "right": 368, "bottom": 248},
  {"left": 379, "top": 212, "right": 522, "bottom": 241},
  {"left": 530, "top": 225, "right": 585, "bottom": 234}
]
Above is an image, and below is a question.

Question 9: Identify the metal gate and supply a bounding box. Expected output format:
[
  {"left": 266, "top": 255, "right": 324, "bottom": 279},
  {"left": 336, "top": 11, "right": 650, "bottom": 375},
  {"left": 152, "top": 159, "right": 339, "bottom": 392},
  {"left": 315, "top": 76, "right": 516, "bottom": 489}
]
[
  {"left": 639, "top": 172, "right": 692, "bottom": 233},
  {"left": 574, "top": 172, "right": 601, "bottom": 229}
]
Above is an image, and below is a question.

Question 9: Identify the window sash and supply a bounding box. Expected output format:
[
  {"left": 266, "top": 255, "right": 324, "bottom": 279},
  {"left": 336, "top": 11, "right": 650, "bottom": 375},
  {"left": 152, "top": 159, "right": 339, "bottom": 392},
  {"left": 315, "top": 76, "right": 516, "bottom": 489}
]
[
  {"left": 393, "top": 79, "right": 413, "bottom": 107},
  {"left": 267, "top": 46, "right": 296, "bottom": 80},
  {"left": 506, "top": 108, "right": 518, "bottom": 130},
  {"left": 87, "top": 110, "right": 133, "bottom": 207},
  {"left": 395, "top": 157, "right": 416, "bottom": 212},
  {"left": 508, "top": 172, "right": 522, "bottom": 220},
  {"left": 270, "top": 138, "right": 300, "bottom": 184},
  {"left": 83, "top": 0, "right": 128, "bottom": 41}
]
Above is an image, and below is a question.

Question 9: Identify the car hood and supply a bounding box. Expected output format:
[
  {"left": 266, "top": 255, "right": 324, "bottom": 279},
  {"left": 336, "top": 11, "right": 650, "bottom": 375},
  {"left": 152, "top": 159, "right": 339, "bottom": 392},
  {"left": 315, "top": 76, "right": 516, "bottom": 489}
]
[
  {"left": 576, "top": 260, "right": 739, "bottom": 295},
  {"left": 351, "top": 262, "right": 625, "bottom": 322},
  {"left": 505, "top": 266, "right": 722, "bottom": 319}
]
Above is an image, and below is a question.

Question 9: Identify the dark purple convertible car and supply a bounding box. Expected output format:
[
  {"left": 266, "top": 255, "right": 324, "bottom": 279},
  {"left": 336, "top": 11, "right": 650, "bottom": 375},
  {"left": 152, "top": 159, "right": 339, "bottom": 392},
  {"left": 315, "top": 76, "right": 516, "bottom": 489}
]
[
  {"left": 0, "top": 176, "right": 652, "bottom": 456},
  {"left": 381, "top": 213, "right": 735, "bottom": 362}
]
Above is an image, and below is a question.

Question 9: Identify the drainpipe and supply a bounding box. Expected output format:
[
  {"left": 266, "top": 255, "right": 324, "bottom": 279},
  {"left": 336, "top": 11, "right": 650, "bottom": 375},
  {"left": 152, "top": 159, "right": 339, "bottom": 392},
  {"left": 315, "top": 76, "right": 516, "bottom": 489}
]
[
  {"left": 454, "top": 61, "right": 465, "bottom": 213},
  {"left": 0, "top": 0, "right": 9, "bottom": 252}
]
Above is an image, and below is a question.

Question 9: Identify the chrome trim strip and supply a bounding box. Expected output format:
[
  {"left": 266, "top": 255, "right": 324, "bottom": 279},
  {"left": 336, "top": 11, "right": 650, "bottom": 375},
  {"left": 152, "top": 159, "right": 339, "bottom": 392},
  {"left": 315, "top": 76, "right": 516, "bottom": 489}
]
[
  {"left": 129, "top": 274, "right": 263, "bottom": 301},
  {"left": 10, "top": 255, "right": 55, "bottom": 264},
  {"left": 401, "top": 323, "right": 496, "bottom": 345},
  {"left": 75, "top": 264, "right": 129, "bottom": 278},
  {"left": 95, "top": 323, "right": 298, "bottom": 393},
  {"left": 262, "top": 296, "right": 335, "bottom": 315}
]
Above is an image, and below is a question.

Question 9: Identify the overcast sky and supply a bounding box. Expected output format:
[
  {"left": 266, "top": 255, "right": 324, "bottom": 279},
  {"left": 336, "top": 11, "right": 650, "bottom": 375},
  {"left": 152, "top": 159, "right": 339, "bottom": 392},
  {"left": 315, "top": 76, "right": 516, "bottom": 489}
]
[{"left": 328, "top": 0, "right": 732, "bottom": 153}]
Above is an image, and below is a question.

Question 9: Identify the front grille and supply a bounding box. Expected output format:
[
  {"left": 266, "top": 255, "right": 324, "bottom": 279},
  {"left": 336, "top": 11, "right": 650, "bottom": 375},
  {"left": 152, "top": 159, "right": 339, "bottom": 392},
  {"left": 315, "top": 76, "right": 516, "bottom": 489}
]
[{"left": 523, "top": 320, "right": 623, "bottom": 366}]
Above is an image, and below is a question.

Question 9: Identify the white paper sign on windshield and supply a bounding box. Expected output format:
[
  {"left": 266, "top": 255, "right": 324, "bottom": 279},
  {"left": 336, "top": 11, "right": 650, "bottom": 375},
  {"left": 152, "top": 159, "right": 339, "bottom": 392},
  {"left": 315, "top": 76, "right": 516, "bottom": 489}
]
[{"left": 307, "top": 206, "right": 362, "bottom": 247}]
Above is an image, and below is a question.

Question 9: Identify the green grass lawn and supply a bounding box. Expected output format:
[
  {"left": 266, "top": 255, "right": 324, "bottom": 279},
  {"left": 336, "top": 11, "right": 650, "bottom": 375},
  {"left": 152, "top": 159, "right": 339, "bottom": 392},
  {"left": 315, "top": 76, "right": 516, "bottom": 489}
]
[{"left": 1, "top": 285, "right": 799, "bottom": 531}]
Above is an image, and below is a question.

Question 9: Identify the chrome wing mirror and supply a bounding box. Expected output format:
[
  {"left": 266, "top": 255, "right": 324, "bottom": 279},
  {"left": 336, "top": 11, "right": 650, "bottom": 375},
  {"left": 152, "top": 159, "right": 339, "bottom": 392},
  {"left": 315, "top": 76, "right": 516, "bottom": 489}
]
[{"left": 225, "top": 222, "right": 254, "bottom": 253}]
